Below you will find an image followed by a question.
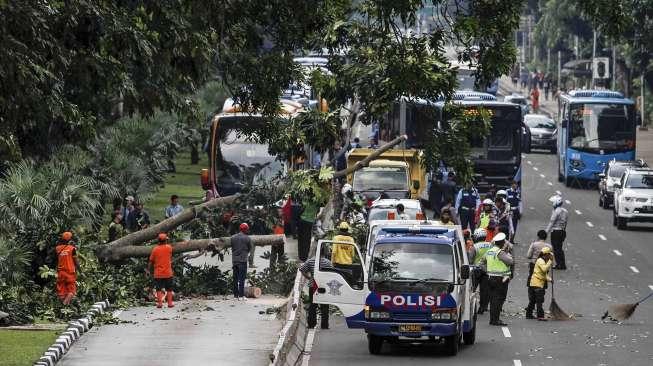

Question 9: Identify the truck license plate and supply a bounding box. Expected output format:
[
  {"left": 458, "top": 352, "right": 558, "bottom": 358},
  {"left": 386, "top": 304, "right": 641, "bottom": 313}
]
[{"left": 399, "top": 324, "right": 422, "bottom": 332}]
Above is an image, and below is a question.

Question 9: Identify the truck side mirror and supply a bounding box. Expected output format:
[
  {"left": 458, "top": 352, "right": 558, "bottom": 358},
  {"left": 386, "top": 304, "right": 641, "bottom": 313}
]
[
  {"left": 561, "top": 120, "right": 568, "bottom": 128},
  {"left": 460, "top": 264, "right": 471, "bottom": 280}
]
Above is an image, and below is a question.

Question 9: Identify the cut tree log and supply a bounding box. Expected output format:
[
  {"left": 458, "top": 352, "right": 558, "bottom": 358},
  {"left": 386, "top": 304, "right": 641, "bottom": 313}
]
[
  {"left": 102, "top": 194, "right": 240, "bottom": 250},
  {"left": 99, "top": 234, "right": 284, "bottom": 262},
  {"left": 332, "top": 135, "right": 408, "bottom": 178}
]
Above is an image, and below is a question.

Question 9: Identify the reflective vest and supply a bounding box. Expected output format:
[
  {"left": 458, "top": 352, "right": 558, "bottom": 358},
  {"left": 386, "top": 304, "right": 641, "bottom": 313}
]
[
  {"left": 479, "top": 212, "right": 492, "bottom": 229},
  {"left": 460, "top": 189, "right": 479, "bottom": 210},
  {"left": 473, "top": 242, "right": 492, "bottom": 265},
  {"left": 485, "top": 247, "right": 511, "bottom": 276},
  {"left": 331, "top": 235, "right": 355, "bottom": 265}
]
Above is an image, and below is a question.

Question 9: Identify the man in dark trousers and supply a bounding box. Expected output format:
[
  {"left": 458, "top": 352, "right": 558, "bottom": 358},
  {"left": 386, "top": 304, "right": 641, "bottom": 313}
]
[
  {"left": 429, "top": 172, "right": 444, "bottom": 218},
  {"left": 479, "top": 232, "right": 514, "bottom": 326},
  {"left": 299, "top": 252, "right": 334, "bottom": 329},
  {"left": 231, "top": 223, "right": 252, "bottom": 301},
  {"left": 298, "top": 199, "right": 318, "bottom": 261},
  {"left": 546, "top": 195, "right": 569, "bottom": 270},
  {"left": 506, "top": 181, "right": 522, "bottom": 243},
  {"left": 455, "top": 181, "right": 480, "bottom": 231}
]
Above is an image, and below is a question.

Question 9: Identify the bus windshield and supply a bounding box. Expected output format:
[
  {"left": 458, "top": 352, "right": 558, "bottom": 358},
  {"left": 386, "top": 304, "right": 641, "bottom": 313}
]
[
  {"left": 569, "top": 103, "right": 635, "bottom": 152},
  {"left": 214, "top": 116, "right": 284, "bottom": 195},
  {"left": 463, "top": 106, "right": 522, "bottom": 151}
]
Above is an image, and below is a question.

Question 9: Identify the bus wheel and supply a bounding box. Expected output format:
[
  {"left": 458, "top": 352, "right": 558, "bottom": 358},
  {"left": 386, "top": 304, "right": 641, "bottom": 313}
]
[
  {"left": 444, "top": 333, "right": 459, "bottom": 356},
  {"left": 368, "top": 334, "right": 383, "bottom": 355}
]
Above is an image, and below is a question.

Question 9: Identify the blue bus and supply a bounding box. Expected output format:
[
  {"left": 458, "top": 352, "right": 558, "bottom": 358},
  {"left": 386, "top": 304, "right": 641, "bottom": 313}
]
[{"left": 556, "top": 90, "right": 636, "bottom": 187}]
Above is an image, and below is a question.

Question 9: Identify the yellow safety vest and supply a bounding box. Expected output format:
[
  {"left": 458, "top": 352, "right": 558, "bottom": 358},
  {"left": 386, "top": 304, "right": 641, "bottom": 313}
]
[
  {"left": 485, "top": 247, "right": 511, "bottom": 277},
  {"left": 331, "top": 235, "right": 355, "bottom": 265}
]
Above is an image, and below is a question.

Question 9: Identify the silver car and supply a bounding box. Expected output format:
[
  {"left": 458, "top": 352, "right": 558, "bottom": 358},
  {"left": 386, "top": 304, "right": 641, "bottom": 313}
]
[{"left": 524, "top": 114, "right": 557, "bottom": 154}]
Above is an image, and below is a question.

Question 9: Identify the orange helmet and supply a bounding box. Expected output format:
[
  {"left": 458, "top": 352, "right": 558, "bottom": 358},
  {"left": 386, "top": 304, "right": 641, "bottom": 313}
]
[
  {"left": 158, "top": 233, "right": 168, "bottom": 242},
  {"left": 61, "top": 231, "right": 73, "bottom": 242}
]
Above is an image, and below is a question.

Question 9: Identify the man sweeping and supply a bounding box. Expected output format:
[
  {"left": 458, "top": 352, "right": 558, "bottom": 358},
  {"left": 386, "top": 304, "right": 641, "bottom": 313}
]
[
  {"left": 56, "top": 232, "right": 80, "bottom": 305},
  {"left": 525, "top": 247, "right": 554, "bottom": 321},
  {"left": 148, "top": 233, "right": 175, "bottom": 308}
]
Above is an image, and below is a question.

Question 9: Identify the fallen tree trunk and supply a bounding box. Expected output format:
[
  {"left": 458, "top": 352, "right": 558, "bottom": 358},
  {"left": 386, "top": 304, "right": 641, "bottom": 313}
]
[
  {"left": 99, "top": 234, "right": 284, "bottom": 262},
  {"left": 333, "top": 135, "right": 408, "bottom": 178},
  {"left": 103, "top": 194, "right": 240, "bottom": 250}
]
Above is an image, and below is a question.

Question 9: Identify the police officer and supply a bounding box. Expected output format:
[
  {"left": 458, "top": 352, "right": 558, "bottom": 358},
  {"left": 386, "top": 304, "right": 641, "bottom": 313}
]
[
  {"left": 467, "top": 228, "right": 492, "bottom": 314},
  {"left": 546, "top": 195, "right": 569, "bottom": 270},
  {"left": 506, "top": 181, "right": 522, "bottom": 243},
  {"left": 479, "top": 232, "right": 514, "bottom": 326},
  {"left": 455, "top": 182, "right": 480, "bottom": 232},
  {"left": 494, "top": 192, "right": 513, "bottom": 239}
]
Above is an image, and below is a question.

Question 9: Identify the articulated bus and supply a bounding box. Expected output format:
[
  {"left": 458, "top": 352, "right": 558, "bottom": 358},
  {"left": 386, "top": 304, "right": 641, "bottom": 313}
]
[
  {"left": 201, "top": 96, "right": 315, "bottom": 197},
  {"left": 382, "top": 91, "right": 524, "bottom": 192},
  {"left": 556, "top": 90, "right": 636, "bottom": 187}
]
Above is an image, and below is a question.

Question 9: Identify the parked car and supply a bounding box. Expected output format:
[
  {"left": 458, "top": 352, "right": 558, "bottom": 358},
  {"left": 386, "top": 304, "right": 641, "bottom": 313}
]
[
  {"left": 613, "top": 168, "right": 653, "bottom": 230},
  {"left": 523, "top": 114, "right": 557, "bottom": 153},
  {"left": 504, "top": 93, "right": 529, "bottom": 116},
  {"left": 598, "top": 159, "right": 647, "bottom": 209},
  {"left": 367, "top": 199, "right": 424, "bottom": 224}
]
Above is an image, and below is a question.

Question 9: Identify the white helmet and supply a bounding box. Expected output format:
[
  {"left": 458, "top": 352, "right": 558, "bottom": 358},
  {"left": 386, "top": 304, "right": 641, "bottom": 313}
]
[
  {"left": 482, "top": 198, "right": 494, "bottom": 205},
  {"left": 496, "top": 189, "right": 507, "bottom": 197},
  {"left": 549, "top": 195, "right": 563, "bottom": 207},
  {"left": 473, "top": 228, "right": 487, "bottom": 241},
  {"left": 341, "top": 183, "right": 352, "bottom": 195}
]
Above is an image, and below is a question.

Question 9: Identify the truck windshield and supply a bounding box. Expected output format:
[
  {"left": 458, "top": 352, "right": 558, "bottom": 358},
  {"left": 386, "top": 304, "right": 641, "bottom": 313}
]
[
  {"left": 353, "top": 167, "right": 408, "bottom": 191},
  {"left": 370, "top": 243, "right": 453, "bottom": 283},
  {"left": 214, "top": 116, "right": 284, "bottom": 195},
  {"left": 569, "top": 103, "right": 635, "bottom": 152}
]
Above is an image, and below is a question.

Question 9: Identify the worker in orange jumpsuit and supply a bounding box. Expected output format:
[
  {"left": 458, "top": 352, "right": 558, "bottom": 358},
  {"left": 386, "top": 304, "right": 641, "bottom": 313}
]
[
  {"left": 56, "top": 231, "right": 80, "bottom": 305},
  {"left": 148, "top": 233, "right": 175, "bottom": 308}
]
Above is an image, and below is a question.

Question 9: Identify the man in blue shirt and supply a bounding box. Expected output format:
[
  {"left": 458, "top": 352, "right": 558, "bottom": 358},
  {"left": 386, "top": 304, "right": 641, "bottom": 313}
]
[
  {"left": 165, "top": 195, "right": 184, "bottom": 219},
  {"left": 455, "top": 182, "right": 480, "bottom": 232}
]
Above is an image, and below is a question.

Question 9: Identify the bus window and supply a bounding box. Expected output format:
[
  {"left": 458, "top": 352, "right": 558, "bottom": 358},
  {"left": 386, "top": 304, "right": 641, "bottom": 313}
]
[{"left": 568, "top": 104, "right": 635, "bottom": 152}]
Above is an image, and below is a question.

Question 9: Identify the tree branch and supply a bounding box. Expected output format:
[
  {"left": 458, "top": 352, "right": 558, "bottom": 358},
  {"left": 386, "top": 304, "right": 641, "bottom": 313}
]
[
  {"left": 100, "top": 234, "right": 284, "bottom": 262},
  {"left": 332, "top": 134, "right": 407, "bottom": 178}
]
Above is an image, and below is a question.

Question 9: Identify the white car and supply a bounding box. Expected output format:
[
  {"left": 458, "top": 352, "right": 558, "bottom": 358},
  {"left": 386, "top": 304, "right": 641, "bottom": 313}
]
[
  {"left": 613, "top": 168, "right": 653, "bottom": 230},
  {"left": 367, "top": 199, "right": 424, "bottom": 224}
]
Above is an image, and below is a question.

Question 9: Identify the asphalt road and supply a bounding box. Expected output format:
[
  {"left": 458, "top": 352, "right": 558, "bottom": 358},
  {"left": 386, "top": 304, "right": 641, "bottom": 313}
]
[{"left": 310, "top": 151, "right": 653, "bottom": 365}]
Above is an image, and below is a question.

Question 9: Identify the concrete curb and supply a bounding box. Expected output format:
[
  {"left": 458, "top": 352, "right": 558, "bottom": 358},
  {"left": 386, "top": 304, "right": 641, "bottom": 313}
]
[{"left": 33, "top": 300, "right": 110, "bottom": 366}]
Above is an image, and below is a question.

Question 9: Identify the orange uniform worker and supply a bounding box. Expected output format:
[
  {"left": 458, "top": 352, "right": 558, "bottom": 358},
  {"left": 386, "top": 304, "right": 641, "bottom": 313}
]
[
  {"left": 148, "top": 233, "right": 175, "bottom": 308},
  {"left": 56, "top": 231, "right": 80, "bottom": 305}
]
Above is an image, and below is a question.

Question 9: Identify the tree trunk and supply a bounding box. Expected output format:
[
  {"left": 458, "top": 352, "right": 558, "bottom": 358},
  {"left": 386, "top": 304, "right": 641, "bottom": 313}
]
[
  {"left": 100, "top": 234, "right": 284, "bottom": 262},
  {"left": 332, "top": 134, "right": 407, "bottom": 178},
  {"left": 99, "top": 194, "right": 240, "bottom": 252},
  {"left": 190, "top": 144, "right": 200, "bottom": 164}
]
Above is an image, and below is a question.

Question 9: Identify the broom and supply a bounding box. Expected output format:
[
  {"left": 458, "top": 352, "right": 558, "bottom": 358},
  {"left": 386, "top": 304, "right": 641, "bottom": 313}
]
[
  {"left": 549, "top": 270, "right": 572, "bottom": 320},
  {"left": 601, "top": 292, "right": 653, "bottom": 322}
]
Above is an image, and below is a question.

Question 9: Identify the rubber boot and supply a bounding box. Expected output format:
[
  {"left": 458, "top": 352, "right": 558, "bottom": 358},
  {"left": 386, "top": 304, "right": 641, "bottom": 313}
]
[
  {"left": 166, "top": 291, "right": 175, "bottom": 308},
  {"left": 156, "top": 291, "right": 164, "bottom": 308}
]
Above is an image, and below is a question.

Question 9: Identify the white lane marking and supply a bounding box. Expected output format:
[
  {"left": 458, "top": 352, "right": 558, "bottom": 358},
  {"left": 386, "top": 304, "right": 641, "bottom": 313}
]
[
  {"left": 613, "top": 249, "right": 622, "bottom": 256},
  {"left": 527, "top": 160, "right": 532, "bottom": 165},
  {"left": 565, "top": 199, "right": 571, "bottom": 205},
  {"left": 649, "top": 285, "right": 653, "bottom": 291},
  {"left": 514, "top": 361, "right": 523, "bottom": 366},
  {"left": 547, "top": 181, "right": 553, "bottom": 186},
  {"left": 533, "top": 167, "right": 539, "bottom": 171},
  {"left": 630, "top": 266, "right": 640, "bottom": 273},
  {"left": 502, "top": 327, "right": 511, "bottom": 338},
  {"left": 539, "top": 173, "right": 546, "bottom": 178},
  {"left": 575, "top": 209, "right": 582, "bottom": 215},
  {"left": 598, "top": 234, "right": 607, "bottom": 241},
  {"left": 586, "top": 221, "right": 594, "bottom": 227},
  {"left": 556, "top": 190, "right": 562, "bottom": 195}
]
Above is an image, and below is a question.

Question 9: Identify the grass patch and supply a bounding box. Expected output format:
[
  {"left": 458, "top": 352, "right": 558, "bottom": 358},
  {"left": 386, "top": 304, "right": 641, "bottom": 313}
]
[
  {"left": 146, "top": 150, "right": 207, "bottom": 223},
  {"left": 0, "top": 329, "right": 59, "bottom": 366}
]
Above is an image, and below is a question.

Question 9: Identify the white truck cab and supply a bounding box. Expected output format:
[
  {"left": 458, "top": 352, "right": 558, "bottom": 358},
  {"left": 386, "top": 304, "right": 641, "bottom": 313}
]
[{"left": 312, "top": 222, "right": 478, "bottom": 356}]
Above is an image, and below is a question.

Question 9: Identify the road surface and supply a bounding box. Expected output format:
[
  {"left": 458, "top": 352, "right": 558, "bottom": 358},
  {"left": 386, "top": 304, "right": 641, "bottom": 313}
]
[{"left": 310, "top": 120, "right": 653, "bottom": 365}]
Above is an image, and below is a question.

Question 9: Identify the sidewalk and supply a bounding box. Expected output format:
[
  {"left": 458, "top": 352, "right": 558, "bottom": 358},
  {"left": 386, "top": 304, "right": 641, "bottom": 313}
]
[{"left": 59, "top": 237, "right": 300, "bottom": 366}]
